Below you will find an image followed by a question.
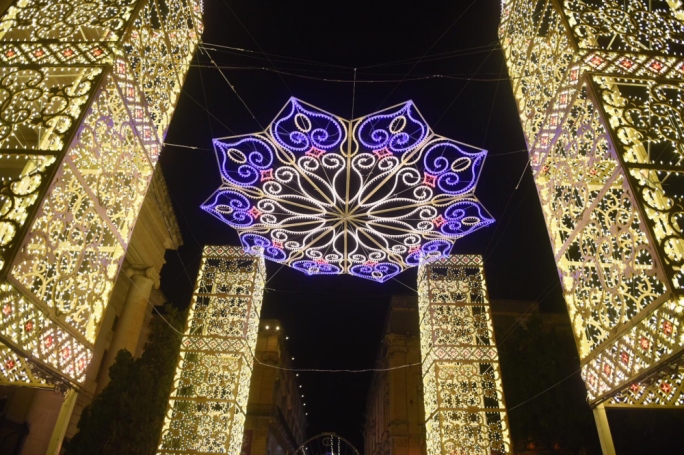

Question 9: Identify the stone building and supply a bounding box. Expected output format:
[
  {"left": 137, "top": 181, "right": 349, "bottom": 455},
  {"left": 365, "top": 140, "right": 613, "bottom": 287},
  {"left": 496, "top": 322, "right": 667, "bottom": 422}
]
[
  {"left": 363, "top": 295, "right": 425, "bottom": 455},
  {"left": 243, "top": 319, "right": 308, "bottom": 455},
  {"left": 0, "top": 167, "right": 183, "bottom": 454}
]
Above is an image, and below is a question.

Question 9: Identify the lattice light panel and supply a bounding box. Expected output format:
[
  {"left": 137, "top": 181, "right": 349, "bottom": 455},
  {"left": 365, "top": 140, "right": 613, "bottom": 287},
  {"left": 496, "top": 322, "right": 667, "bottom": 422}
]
[
  {"left": 500, "top": 0, "right": 684, "bottom": 406},
  {"left": 0, "top": 0, "right": 202, "bottom": 388},
  {"left": 157, "top": 246, "right": 265, "bottom": 455},
  {"left": 202, "top": 98, "right": 494, "bottom": 283},
  {"left": 418, "top": 255, "right": 511, "bottom": 455}
]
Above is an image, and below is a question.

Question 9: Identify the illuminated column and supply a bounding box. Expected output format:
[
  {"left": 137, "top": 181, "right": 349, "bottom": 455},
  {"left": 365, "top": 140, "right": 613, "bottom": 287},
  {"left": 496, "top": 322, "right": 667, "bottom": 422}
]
[
  {"left": 0, "top": 0, "right": 202, "bottom": 389},
  {"left": 96, "top": 265, "right": 159, "bottom": 394},
  {"left": 157, "top": 246, "right": 265, "bottom": 455},
  {"left": 418, "top": 255, "right": 511, "bottom": 455},
  {"left": 499, "top": 0, "right": 684, "bottom": 409}
]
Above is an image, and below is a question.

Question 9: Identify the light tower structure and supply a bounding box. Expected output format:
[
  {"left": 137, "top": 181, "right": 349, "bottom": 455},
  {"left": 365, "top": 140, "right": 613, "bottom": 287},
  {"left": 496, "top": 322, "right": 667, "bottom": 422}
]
[
  {"left": 0, "top": 0, "right": 202, "bottom": 389},
  {"left": 500, "top": 0, "right": 684, "bottom": 449},
  {"left": 158, "top": 246, "right": 265, "bottom": 455},
  {"left": 418, "top": 255, "right": 511, "bottom": 455}
]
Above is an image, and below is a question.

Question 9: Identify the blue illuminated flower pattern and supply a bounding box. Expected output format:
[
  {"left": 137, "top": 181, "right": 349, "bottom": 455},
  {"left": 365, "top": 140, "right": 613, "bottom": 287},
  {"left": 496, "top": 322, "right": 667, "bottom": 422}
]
[{"left": 202, "top": 98, "right": 494, "bottom": 282}]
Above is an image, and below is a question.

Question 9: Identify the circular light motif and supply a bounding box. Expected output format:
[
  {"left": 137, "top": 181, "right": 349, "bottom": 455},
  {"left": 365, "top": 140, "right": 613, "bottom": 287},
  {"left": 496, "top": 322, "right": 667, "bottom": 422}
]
[{"left": 202, "top": 98, "right": 494, "bottom": 282}]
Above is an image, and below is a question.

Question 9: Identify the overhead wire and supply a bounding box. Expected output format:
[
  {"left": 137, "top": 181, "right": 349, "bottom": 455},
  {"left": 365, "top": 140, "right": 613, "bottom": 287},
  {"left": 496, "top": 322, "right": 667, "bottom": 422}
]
[
  {"left": 483, "top": 154, "right": 531, "bottom": 259},
  {"left": 508, "top": 369, "right": 581, "bottom": 412},
  {"left": 180, "top": 88, "right": 236, "bottom": 134},
  {"left": 200, "top": 41, "right": 500, "bottom": 71},
  {"left": 201, "top": 45, "right": 264, "bottom": 129},
  {"left": 375, "top": 0, "right": 481, "bottom": 109},
  {"left": 201, "top": 41, "right": 351, "bottom": 69},
  {"left": 484, "top": 173, "right": 534, "bottom": 261},
  {"left": 191, "top": 64, "right": 519, "bottom": 83},
  {"left": 218, "top": 0, "right": 293, "bottom": 95},
  {"left": 434, "top": 48, "right": 496, "bottom": 127},
  {"left": 360, "top": 42, "right": 501, "bottom": 69}
]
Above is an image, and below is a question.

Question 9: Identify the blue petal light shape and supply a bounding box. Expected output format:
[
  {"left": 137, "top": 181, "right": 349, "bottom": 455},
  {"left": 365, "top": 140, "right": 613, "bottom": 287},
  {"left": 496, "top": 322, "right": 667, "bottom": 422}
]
[
  {"left": 356, "top": 101, "right": 429, "bottom": 153},
  {"left": 213, "top": 135, "right": 275, "bottom": 187},
  {"left": 441, "top": 200, "right": 495, "bottom": 238},
  {"left": 271, "top": 98, "right": 346, "bottom": 153},
  {"left": 349, "top": 262, "right": 402, "bottom": 283}
]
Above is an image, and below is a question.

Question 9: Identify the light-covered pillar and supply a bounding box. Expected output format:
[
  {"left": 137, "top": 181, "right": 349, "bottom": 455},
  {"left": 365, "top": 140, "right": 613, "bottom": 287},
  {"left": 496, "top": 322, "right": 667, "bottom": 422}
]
[
  {"left": 157, "top": 246, "right": 265, "bottom": 455},
  {"left": 96, "top": 265, "right": 159, "bottom": 394},
  {"left": 418, "top": 255, "right": 511, "bottom": 455}
]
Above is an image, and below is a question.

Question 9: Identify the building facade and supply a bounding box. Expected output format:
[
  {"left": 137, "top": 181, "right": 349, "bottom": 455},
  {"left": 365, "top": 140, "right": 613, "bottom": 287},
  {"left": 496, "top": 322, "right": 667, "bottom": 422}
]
[
  {"left": 243, "top": 319, "right": 307, "bottom": 455},
  {"left": 364, "top": 295, "right": 426, "bottom": 455},
  {"left": 0, "top": 165, "right": 183, "bottom": 453}
]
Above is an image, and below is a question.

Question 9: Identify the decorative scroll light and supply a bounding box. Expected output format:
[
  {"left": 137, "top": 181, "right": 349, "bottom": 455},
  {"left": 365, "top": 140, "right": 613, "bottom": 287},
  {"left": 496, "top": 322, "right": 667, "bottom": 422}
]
[
  {"left": 203, "top": 99, "right": 493, "bottom": 283},
  {"left": 418, "top": 255, "right": 511, "bottom": 455},
  {"left": 500, "top": 0, "right": 684, "bottom": 407}
]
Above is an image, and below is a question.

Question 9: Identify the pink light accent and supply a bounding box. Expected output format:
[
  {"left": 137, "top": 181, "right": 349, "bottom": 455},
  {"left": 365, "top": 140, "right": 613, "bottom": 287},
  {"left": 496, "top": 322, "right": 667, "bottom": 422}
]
[
  {"left": 306, "top": 148, "right": 325, "bottom": 159},
  {"left": 423, "top": 173, "right": 437, "bottom": 188},
  {"left": 373, "top": 148, "right": 392, "bottom": 159},
  {"left": 247, "top": 206, "right": 262, "bottom": 219},
  {"left": 260, "top": 169, "right": 274, "bottom": 181}
]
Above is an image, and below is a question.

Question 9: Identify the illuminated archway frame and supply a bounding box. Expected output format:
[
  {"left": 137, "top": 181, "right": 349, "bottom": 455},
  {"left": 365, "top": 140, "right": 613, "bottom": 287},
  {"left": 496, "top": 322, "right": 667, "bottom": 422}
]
[{"left": 202, "top": 98, "right": 494, "bottom": 283}]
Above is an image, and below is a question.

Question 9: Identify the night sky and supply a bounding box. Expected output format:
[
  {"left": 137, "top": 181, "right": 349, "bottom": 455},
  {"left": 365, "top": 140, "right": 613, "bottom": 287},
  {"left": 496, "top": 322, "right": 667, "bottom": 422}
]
[{"left": 157, "top": 1, "right": 682, "bottom": 453}]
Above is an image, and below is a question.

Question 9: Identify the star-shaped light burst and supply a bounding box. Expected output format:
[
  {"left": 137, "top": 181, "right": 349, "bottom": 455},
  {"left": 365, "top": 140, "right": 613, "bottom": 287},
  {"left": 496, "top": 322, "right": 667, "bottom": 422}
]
[{"left": 202, "top": 98, "right": 493, "bottom": 282}]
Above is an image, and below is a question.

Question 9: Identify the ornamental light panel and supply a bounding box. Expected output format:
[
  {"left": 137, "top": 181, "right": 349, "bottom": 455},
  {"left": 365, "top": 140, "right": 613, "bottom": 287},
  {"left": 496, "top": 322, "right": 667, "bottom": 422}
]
[
  {"left": 203, "top": 99, "right": 493, "bottom": 283},
  {"left": 500, "top": 0, "right": 684, "bottom": 407},
  {"left": 418, "top": 255, "right": 511, "bottom": 455},
  {"left": 0, "top": 0, "right": 201, "bottom": 388}
]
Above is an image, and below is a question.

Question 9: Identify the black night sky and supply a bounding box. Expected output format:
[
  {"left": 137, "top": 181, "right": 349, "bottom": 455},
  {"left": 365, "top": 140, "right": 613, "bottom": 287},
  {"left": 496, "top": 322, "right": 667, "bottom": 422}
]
[{"left": 157, "top": 1, "right": 684, "bottom": 453}]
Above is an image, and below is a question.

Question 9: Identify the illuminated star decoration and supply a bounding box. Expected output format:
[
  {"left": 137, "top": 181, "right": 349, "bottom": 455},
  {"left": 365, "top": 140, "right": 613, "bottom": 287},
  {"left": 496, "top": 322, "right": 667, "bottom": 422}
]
[{"left": 202, "top": 98, "right": 494, "bottom": 283}]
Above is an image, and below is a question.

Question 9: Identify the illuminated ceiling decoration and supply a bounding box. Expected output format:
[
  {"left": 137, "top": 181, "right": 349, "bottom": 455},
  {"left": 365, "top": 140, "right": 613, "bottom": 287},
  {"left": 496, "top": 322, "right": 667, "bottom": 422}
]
[
  {"left": 203, "top": 99, "right": 493, "bottom": 283},
  {"left": 0, "top": 0, "right": 202, "bottom": 388},
  {"left": 500, "top": 0, "right": 684, "bottom": 408}
]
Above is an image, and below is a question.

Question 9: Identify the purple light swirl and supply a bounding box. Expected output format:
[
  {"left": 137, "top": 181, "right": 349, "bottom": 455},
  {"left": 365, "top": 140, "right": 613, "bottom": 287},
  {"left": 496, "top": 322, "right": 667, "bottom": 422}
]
[
  {"left": 241, "top": 233, "right": 288, "bottom": 262},
  {"left": 405, "top": 240, "right": 452, "bottom": 266},
  {"left": 200, "top": 189, "right": 256, "bottom": 228},
  {"left": 271, "top": 98, "right": 345, "bottom": 152},
  {"left": 441, "top": 200, "right": 494, "bottom": 238},
  {"left": 423, "top": 140, "right": 487, "bottom": 196},
  {"left": 292, "top": 260, "right": 343, "bottom": 276},
  {"left": 356, "top": 101, "right": 429, "bottom": 153},
  {"left": 349, "top": 262, "right": 401, "bottom": 283},
  {"left": 214, "top": 136, "right": 275, "bottom": 187}
]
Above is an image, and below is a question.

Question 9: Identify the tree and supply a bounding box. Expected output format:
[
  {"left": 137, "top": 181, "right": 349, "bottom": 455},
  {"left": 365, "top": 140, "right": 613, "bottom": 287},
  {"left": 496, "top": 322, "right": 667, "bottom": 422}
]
[
  {"left": 497, "top": 315, "right": 600, "bottom": 454},
  {"left": 66, "top": 305, "right": 185, "bottom": 455}
]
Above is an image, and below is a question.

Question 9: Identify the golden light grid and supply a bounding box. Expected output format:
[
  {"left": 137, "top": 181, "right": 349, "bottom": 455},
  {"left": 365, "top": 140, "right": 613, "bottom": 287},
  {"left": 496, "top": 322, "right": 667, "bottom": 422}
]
[
  {"left": 0, "top": 0, "right": 202, "bottom": 386},
  {"left": 157, "top": 246, "right": 265, "bottom": 455},
  {"left": 418, "top": 255, "right": 511, "bottom": 455},
  {"left": 499, "top": 0, "right": 684, "bottom": 406}
]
